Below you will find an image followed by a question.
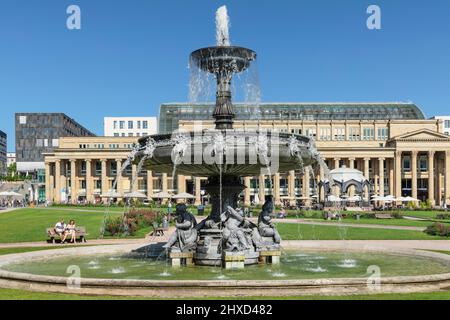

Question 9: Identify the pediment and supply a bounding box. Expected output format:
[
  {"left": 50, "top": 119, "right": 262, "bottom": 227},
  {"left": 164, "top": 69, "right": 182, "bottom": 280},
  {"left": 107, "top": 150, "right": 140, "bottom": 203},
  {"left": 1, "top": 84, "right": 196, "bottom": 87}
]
[{"left": 390, "top": 129, "right": 450, "bottom": 142}]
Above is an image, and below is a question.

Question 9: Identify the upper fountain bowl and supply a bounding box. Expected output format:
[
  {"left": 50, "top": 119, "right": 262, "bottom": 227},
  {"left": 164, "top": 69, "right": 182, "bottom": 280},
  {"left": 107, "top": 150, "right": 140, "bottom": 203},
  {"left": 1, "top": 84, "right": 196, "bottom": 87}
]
[{"left": 190, "top": 46, "right": 256, "bottom": 74}]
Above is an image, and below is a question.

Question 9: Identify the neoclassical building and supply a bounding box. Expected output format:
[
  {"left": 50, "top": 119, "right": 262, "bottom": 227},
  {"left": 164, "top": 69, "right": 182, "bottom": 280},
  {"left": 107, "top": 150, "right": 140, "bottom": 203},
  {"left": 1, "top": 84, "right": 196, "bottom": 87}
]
[{"left": 44, "top": 103, "right": 450, "bottom": 208}]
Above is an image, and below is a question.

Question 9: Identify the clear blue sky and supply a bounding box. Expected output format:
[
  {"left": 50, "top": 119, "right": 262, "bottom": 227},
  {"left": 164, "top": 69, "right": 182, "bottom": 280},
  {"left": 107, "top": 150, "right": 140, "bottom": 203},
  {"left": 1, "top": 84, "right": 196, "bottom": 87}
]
[{"left": 1, "top": 0, "right": 450, "bottom": 151}]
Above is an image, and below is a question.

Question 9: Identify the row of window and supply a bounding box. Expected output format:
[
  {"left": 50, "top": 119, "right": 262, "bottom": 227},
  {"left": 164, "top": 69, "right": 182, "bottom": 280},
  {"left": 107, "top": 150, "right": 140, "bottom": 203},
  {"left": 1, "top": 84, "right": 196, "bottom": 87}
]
[
  {"left": 113, "top": 120, "right": 149, "bottom": 130},
  {"left": 113, "top": 132, "right": 147, "bottom": 137},
  {"left": 290, "top": 127, "right": 389, "bottom": 141},
  {"left": 78, "top": 144, "right": 134, "bottom": 149},
  {"left": 36, "top": 138, "right": 59, "bottom": 147}
]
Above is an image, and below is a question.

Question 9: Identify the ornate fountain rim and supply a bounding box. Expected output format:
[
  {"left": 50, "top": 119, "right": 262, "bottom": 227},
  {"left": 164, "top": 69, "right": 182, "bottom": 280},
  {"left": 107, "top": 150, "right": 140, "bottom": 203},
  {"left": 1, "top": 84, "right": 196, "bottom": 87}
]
[{"left": 0, "top": 243, "right": 449, "bottom": 297}]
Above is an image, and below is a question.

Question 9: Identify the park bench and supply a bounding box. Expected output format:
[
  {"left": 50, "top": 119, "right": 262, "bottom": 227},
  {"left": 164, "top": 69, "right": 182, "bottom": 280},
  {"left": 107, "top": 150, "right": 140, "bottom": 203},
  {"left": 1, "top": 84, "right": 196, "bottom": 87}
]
[
  {"left": 46, "top": 227, "right": 88, "bottom": 244},
  {"left": 375, "top": 213, "right": 393, "bottom": 219}
]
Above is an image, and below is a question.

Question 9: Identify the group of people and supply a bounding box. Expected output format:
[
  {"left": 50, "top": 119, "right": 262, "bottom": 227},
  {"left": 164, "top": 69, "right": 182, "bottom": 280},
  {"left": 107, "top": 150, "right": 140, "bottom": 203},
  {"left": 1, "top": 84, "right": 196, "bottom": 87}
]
[
  {"left": 53, "top": 219, "right": 77, "bottom": 244},
  {"left": 0, "top": 199, "right": 26, "bottom": 209}
]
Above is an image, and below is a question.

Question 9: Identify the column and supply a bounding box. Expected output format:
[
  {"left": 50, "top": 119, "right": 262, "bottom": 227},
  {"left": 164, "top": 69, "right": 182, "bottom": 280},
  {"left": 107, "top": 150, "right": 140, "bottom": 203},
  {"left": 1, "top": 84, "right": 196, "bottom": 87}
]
[
  {"left": 304, "top": 167, "right": 311, "bottom": 204},
  {"left": 373, "top": 160, "right": 379, "bottom": 196},
  {"left": 61, "top": 160, "right": 68, "bottom": 203},
  {"left": 288, "top": 171, "right": 296, "bottom": 206},
  {"left": 395, "top": 151, "right": 402, "bottom": 198},
  {"left": 146, "top": 170, "right": 153, "bottom": 201},
  {"left": 244, "top": 177, "right": 251, "bottom": 206},
  {"left": 411, "top": 151, "right": 418, "bottom": 199},
  {"left": 162, "top": 173, "right": 168, "bottom": 193},
  {"left": 445, "top": 151, "right": 450, "bottom": 207},
  {"left": 258, "top": 174, "right": 265, "bottom": 205},
  {"left": 55, "top": 160, "right": 61, "bottom": 203},
  {"left": 273, "top": 173, "right": 281, "bottom": 206},
  {"left": 389, "top": 159, "right": 394, "bottom": 196},
  {"left": 428, "top": 151, "right": 435, "bottom": 206},
  {"left": 177, "top": 175, "right": 186, "bottom": 203},
  {"left": 378, "top": 158, "right": 385, "bottom": 197},
  {"left": 86, "top": 159, "right": 93, "bottom": 203},
  {"left": 363, "top": 158, "right": 370, "bottom": 200},
  {"left": 319, "top": 165, "right": 325, "bottom": 202},
  {"left": 195, "top": 177, "right": 201, "bottom": 205},
  {"left": 45, "top": 162, "right": 51, "bottom": 202},
  {"left": 334, "top": 158, "right": 340, "bottom": 170},
  {"left": 131, "top": 163, "right": 138, "bottom": 192},
  {"left": 101, "top": 159, "right": 108, "bottom": 202},
  {"left": 349, "top": 158, "right": 355, "bottom": 169},
  {"left": 70, "top": 160, "right": 77, "bottom": 204},
  {"left": 116, "top": 159, "right": 123, "bottom": 196},
  {"left": 437, "top": 157, "right": 443, "bottom": 207}
]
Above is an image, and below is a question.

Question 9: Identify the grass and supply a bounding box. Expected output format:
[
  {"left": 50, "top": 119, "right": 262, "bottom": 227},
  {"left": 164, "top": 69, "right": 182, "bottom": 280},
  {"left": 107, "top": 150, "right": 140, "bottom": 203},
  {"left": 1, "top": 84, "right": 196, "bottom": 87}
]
[
  {"left": 0, "top": 287, "right": 449, "bottom": 300},
  {"left": 276, "top": 223, "right": 440, "bottom": 240},
  {"left": 0, "top": 208, "right": 124, "bottom": 243},
  {"left": 302, "top": 218, "right": 449, "bottom": 228}
]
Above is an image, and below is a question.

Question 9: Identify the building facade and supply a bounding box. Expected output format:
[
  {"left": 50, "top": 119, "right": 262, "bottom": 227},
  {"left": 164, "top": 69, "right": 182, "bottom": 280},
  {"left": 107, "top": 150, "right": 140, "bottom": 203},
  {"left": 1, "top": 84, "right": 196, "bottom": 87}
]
[
  {"left": 45, "top": 103, "right": 450, "bottom": 208},
  {"left": 104, "top": 117, "right": 158, "bottom": 137},
  {"left": 7, "top": 152, "right": 16, "bottom": 168},
  {"left": 0, "top": 130, "right": 7, "bottom": 177},
  {"left": 431, "top": 116, "right": 450, "bottom": 135}
]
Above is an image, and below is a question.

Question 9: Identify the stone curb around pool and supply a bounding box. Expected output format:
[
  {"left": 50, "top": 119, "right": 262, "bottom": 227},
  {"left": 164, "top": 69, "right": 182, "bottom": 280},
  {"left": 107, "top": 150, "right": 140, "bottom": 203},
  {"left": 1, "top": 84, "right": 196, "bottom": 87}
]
[{"left": 0, "top": 244, "right": 449, "bottom": 297}]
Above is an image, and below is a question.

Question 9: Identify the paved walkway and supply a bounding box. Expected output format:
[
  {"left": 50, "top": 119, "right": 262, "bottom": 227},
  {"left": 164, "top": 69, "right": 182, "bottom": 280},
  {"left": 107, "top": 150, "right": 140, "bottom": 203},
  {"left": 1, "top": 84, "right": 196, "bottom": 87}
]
[{"left": 0, "top": 207, "right": 20, "bottom": 214}]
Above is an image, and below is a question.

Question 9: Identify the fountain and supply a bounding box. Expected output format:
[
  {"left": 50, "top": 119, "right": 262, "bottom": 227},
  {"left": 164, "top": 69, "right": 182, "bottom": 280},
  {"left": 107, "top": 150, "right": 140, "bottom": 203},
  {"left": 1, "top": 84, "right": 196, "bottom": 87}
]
[{"left": 134, "top": 6, "right": 322, "bottom": 267}]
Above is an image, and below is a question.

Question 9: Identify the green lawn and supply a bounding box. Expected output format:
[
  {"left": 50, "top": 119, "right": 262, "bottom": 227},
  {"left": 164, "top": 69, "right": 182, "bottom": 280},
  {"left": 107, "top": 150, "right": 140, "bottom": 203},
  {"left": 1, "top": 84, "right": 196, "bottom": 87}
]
[
  {"left": 0, "top": 208, "right": 124, "bottom": 243},
  {"left": 276, "top": 223, "right": 440, "bottom": 240},
  {"left": 302, "top": 218, "right": 447, "bottom": 228}
]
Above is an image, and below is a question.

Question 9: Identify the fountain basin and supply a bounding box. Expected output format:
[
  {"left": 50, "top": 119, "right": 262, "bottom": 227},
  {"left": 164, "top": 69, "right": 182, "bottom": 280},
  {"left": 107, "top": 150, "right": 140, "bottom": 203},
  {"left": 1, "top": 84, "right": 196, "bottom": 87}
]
[
  {"left": 1, "top": 244, "right": 449, "bottom": 297},
  {"left": 136, "top": 130, "right": 316, "bottom": 176},
  {"left": 190, "top": 46, "right": 256, "bottom": 73}
]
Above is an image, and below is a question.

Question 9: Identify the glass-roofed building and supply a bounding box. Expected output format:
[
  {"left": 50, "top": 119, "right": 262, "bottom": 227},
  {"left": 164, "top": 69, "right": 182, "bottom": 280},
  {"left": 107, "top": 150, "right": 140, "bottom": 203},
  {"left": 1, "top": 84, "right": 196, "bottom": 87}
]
[{"left": 159, "top": 102, "right": 425, "bottom": 134}]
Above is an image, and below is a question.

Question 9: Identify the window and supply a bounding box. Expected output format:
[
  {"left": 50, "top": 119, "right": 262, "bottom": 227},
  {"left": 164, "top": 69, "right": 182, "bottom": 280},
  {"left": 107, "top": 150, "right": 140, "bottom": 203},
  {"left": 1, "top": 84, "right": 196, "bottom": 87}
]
[
  {"left": 121, "top": 133, "right": 125, "bottom": 137},
  {"left": 137, "top": 121, "right": 141, "bottom": 129},
  {"left": 81, "top": 161, "right": 87, "bottom": 175},
  {"left": 403, "top": 156, "right": 411, "bottom": 171},
  {"left": 119, "top": 121, "right": 125, "bottom": 129},
  {"left": 114, "top": 133, "right": 119, "bottom": 137},
  {"left": 419, "top": 155, "right": 427, "bottom": 172},
  {"left": 319, "top": 128, "right": 331, "bottom": 141},
  {"left": 136, "top": 133, "right": 140, "bottom": 137},
  {"left": 43, "top": 139, "right": 48, "bottom": 147},
  {"left": 362, "top": 128, "right": 374, "bottom": 141},
  {"left": 128, "top": 133, "right": 133, "bottom": 137},
  {"left": 113, "top": 121, "right": 118, "bottom": 129},
  {"left": 128, "top": 121, "right": 133, "bottom": 129},
  {"left": 52, "top": 139, "right": 59, "bottom": 147},
  {"left": 19, "top": 116, "right": 27, "bottom": 124},
  {"left": 95, "top": 180, "right": 102, "bottom": 189},
  {"left": 445, "top": 120, "right": 450, "bottom": 129},
  {"left": 349, "top": 127, "right": 360, "bottom": 141},
  {"left": 143, "top": 121, "right": 148, "bottom": 129},
  {"left": 333, "top": 127, "right": 345, "bottom": 141},
  {"left": 305, "top": 128, "right": 316, "bottom": 139},
  {"left": 36, "top": 139, "right": 43, "bottom": 147},
  {"left": 377, "top": 127, "right": 389, "bottom": 140},
  {"left": 110, "top": 162, "right": 117, "bottom": 175},
  {"left": 95, "top": 161, "right": 102, "bottom": 175}
]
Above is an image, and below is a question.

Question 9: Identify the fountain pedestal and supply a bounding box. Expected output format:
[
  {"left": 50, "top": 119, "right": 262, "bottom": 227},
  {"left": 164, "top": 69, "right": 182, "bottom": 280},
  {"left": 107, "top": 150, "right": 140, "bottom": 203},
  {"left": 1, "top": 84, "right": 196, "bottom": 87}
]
[
  {"left": 170, "top": 250, "right": 194, "bottom": 267},
  {"left": 223, "top": 251, "right": 245, "bottom": 269},
  {"left": 258, "top": 250, "right": 281, "bottom": 264}
]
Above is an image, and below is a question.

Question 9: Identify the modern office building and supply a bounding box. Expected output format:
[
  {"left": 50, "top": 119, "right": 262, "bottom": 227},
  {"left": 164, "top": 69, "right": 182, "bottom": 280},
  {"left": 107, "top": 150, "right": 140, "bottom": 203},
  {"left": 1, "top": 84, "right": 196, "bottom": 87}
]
[
  {"left": 104, "top": 117, "right": 158, "bottom": 137},
  {"left": 45, "top": 102, "right": 450, "bottom": 208},
  {"left": 0, "top": 130, "right": 7, "bottom": 177},
  {"left": 7, "top": 152, "right": 16, "bottom": 168},
  {"left": 15, "top": 113, "right": 95, "bottom": 202},
  {"left": 431, "top": 116, "right": 450, "bottom": 135}
]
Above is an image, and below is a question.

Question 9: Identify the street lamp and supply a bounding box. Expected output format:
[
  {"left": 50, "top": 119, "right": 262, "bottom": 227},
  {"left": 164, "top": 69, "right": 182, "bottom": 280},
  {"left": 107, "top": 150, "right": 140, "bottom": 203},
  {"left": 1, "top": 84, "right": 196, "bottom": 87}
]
[{"left": 200, "top": 190, "right": 205, "bottom": 206}]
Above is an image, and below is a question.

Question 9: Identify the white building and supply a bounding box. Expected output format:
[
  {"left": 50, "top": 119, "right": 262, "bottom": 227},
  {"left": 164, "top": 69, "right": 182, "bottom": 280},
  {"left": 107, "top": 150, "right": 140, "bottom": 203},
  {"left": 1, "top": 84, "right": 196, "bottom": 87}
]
[
  {"left": 431, "top": 116, "right": 450, "bottom": 135},
  {"left": 103, "top": 117, "right": 158, "bottom": 137},
  {"left": 7, "top": 152, "right": 16, "bottom": 167}
]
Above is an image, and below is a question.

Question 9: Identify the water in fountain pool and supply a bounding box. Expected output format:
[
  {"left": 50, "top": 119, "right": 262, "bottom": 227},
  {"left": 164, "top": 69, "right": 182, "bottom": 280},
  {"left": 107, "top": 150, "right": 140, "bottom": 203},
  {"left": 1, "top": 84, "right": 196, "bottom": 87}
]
[{"left": 5, "top": 251, "right": 450, "bottom": 281}]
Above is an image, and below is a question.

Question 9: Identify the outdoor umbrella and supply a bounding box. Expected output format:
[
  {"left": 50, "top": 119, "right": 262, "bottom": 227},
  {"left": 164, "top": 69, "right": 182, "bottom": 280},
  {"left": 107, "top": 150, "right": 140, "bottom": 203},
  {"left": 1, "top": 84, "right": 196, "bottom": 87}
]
[
  {"left": 150, "top": 191, "right": 172, "bottom": 199},
  {"left": 123, "top": 191, "right": 147, "bottom": 199},
  {"left": 347, "top": 195, "right": 361, "bottom": 202},
  {"left": 100, "top": 191, "right": 123, "bottom": 198},
  {"left": 403, "top": 196, "right": 420, "bottom": 202},
  {"left": 172, "top": 192, "right": 195, "bottom": 200}
]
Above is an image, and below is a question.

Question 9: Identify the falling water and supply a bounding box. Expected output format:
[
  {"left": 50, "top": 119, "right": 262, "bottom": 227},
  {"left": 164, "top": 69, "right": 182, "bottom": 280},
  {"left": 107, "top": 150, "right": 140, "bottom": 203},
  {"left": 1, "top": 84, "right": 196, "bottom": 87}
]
[{"left": 216, "top": 6, "right": 231, "bottom": 46}]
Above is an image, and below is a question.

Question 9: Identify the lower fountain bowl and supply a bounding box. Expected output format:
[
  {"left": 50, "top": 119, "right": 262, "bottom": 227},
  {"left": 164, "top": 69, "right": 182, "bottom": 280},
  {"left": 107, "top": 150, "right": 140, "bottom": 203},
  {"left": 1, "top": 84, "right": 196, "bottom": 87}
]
[{"left": 136, "top": 129, "right": 318, "bottom": 177}]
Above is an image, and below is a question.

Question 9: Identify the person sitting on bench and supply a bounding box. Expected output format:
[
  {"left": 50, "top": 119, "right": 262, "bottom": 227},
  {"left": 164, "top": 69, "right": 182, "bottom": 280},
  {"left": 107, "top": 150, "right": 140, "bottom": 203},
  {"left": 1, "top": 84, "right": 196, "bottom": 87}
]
[
  {"left": 54, "top": 219, "right": 67, "bottom": 243},
  {"left": 62, "top": 220, "right": 76, "bottom": 244}
]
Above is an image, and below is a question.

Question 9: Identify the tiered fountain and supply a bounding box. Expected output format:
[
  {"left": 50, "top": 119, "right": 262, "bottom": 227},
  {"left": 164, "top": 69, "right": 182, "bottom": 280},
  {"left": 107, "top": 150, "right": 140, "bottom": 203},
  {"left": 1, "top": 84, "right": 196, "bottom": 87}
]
[{"left": 134, "top": 6, "right": 323, "bottom": 268}]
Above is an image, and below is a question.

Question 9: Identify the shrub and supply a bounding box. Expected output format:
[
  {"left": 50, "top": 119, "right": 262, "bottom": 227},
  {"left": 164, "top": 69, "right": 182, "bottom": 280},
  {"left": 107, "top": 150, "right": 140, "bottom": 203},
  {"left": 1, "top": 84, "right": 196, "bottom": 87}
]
[
  {"left": 424, "top": 223, "right": 450, "bottom": 237},
  {"left": 436, "top": 213, "right": 450, "bottom": 220}
]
